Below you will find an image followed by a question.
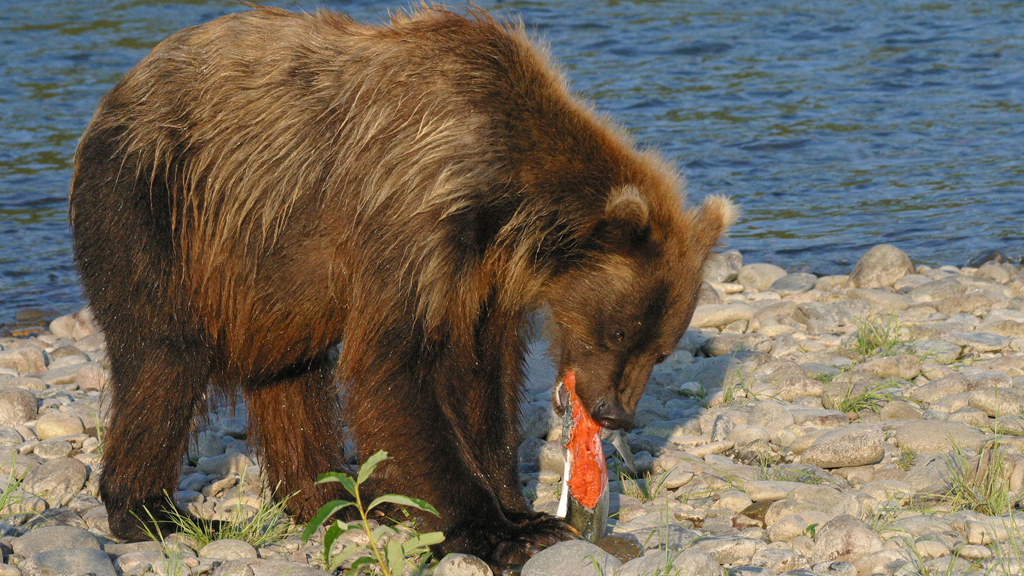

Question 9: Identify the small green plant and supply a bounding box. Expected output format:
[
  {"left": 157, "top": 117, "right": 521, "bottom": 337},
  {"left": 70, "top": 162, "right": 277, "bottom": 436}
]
[
  {"left": 803, "top": 523, "right": 818, "bottom": 538},
  {"left": 943, "top": 445, "right": 1011, "bottom": 516},
  {"left": 758, "top": 464, "right": 823, "bottom": 485},
  {"left": 897, "top": 445, "right": 918, "bottom": 471},
  {"left": 137, "top": 507, "right": 191, "bottom": 576},
  {"left": 834, "top": 381, "right": 897, "bottom": 414},
  {"left": 850, "top": 314, "right": 906, "bottom": 359},
  {"left": 301, "top": 450, "right": 445, "bottom": 575},
  {"left": 811, "top": 370, "right": 839, "bottom": 385},
  {"left": 160, "top": 487, "right": 295, "bottom": 549},
  {"left": 616, "top": 469, "right": 671, "bottom": 504},
  {"left": 0, "top": 455, "right": 28, "bottom": 516}
]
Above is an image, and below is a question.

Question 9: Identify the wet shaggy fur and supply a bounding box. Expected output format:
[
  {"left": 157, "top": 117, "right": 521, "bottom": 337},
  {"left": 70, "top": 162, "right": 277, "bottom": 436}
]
[{"left": 70, "top": 5, "right": 736, "bottom": 567}]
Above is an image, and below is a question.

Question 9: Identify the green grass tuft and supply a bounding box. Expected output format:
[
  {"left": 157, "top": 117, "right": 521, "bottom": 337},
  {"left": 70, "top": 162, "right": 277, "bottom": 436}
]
[{"left": 850, "top": 313, "right": 907, "bottom": 359}]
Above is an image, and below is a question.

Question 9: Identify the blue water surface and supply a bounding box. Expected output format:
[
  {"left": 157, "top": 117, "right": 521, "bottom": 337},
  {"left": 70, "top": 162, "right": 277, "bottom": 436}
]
[{"left": 1, "top": 0, "right": 1023, "bottom": 323}]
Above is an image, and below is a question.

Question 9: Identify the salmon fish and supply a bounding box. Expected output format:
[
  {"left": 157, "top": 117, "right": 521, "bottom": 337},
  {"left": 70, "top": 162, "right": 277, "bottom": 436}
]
[{"left": 555, "top": 370, "right": 609, "bottom": 542}]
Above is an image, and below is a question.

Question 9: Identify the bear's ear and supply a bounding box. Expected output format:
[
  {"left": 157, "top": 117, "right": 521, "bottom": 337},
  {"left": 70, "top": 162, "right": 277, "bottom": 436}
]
[
  {"left": 602, "top": 185, "right": 650, "bottom": 242},
  {"left": 693, "top": 195, "right": 739, "bottom": 250}
]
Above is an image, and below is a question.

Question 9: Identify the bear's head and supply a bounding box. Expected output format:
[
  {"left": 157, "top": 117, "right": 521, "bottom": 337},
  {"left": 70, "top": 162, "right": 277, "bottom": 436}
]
[{"left": 546, "top": 185, "right": 737, "bottom": 430}]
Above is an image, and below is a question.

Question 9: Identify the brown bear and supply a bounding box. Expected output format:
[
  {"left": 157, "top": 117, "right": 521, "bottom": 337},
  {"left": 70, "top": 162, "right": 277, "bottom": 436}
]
[{"left": 69, "top": 5, "right": 735, "bottom": 568}]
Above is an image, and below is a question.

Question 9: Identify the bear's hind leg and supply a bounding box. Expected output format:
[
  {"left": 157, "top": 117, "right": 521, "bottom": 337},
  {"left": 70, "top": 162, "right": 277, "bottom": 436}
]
[
  {"left": 243, "top": 351, "right": 348, "bottom": 521},
  {"left": 101, "top": 336, "right": 212, "bottom": 541}
]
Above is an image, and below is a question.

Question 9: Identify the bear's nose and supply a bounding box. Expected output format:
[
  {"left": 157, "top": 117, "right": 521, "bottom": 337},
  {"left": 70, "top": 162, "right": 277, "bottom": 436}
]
[{"left": 592, "top": 400, "right": 634, "bottom": 431}]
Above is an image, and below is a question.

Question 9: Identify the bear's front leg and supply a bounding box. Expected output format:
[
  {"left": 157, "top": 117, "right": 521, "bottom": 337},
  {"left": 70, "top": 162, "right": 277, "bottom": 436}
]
[{"left": 342, "top": 331, "right": 576, "bottom": 568}]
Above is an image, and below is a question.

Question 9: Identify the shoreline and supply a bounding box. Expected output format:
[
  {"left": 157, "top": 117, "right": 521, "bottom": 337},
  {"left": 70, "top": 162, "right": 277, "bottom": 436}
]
[{"left": 0, "top": 242, "right": 1023, "bottom": 575}]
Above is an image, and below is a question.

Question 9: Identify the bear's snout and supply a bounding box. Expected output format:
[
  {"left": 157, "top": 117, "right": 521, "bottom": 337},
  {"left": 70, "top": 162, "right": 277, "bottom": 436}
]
[{"left": 591, "top": 399, "right": 634, "bottom": 431}]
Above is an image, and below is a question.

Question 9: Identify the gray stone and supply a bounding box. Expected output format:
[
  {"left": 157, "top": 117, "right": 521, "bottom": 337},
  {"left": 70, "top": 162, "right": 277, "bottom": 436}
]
[
  {"left": 519, "top": 400, "right": 555, "bottom": 440},
  {"left": 621, "top": 547, "right": 721, "bottom": 576},
  {"left": 748, "top": 400, "right": 795, "bottom": 431},
  {"left": 197, "top": 453, "right": 254, "bottom": 477},
  {"left": 211, "top": 559, "right": 255, "bottom": 576},
  {"left": 850, "top": 245, "right": 914, "bottom": 288},
  {"left": 969, "top": 387, "right": 1024, "bottom": 417},
  {"left": 892, "top": 420, "right": 986, "bottom": 454},
  {"left": 711, "top": 414, "right": 735, "bottom": 442},
  {"left": 738, "top": 263, "right": 788, "bottom": 292},
  {"left": 113, "top": 550, "right": 164, "bottom": 575},
  {"left": 811, "top": 561, "right": 857, "bottom": 576},
  {"left": 799, "top": 425, "right": 884, "bottom": 469},
  {"left": 977, "top": 319, "right": 1024, "bottom": 338},
  {"left": 789, "top": 409, "right": 848, "bottom": 430},
  {"left": 691, "top": 535, "right": 766, "bottom": 565},
  {"left": 13, "top": 525, "right": 101, "bottom": 557},
  {"left": 200, "top": 539, "right": 258, "bottom": 560},
  {"left": 48, "top": 308, "right": 101, "bottom": 341},
  {"left": 936, "top": 292, "right": 1005, "bottom": 316},
  {"left": 23, "top": 457, "right": 88, "bottom": 507},
  {"left": 846, "top": 288, "right": 912, "bottom": 311},
  {"left": 35, "top": 412, "right": 84, "bottom": 441},
  {"left": 0, "top": 347, "right": 46, "bottom": 376},
  {"left": 20, "top": 547, "right": 116, "bottom": 576},
  {"left": 520, "top": 540, "right": 621, "bottom": 576},
  {"left": 434, "top": 553, "right": 493, "bottom": 576},
  {"left": 250, "top": 560, "right": 330, "bottom": 576},
  {"left": 0, "top": 426, "right": 23, "bottom": 446},
  {"left": 74, "top": 363, "right": 110, "bottom": 392},
  {"left": 908, "top": 372, "right": 969, "bottom": 403},
  {"left": 856, "top": 355, "right": 920, "bottom": 380},
  {"left": 912, "top": 339, "right": 962, "bottom": 363},
  {"left": 690, "top": 304, "right": 755, "bottom": 329},
  {"left": 965, "top": 369, "right": 1014, "bottom": 389},
  {"left": 811, "top": 514, "right": 882, "bottom": 565},
  {"left": 34, "top": 439, "right": 73, "bottom": 459},
  {"left": 794, "top": 302, "right": 870, "bottom": 335},
  {"left": 948, "top": 331, "right": 1009, "bottom": 353},
  {"left": 909, "top": 276, "right": 967, "bottom": 303},
  {"left": 771, "top": 273, "right": 818, "bottom": 296},
  {"left": 0, "top": 388, "right": 37, "bottom": 427},
  {"left": 703, "top": 333, "right": 773, "bottom": 357},
  {"left": 704, "top": 250, "right": 743, "bottom": 284},
  {"left": 537, "top": 441, "right": 564, "bottom": 473}
]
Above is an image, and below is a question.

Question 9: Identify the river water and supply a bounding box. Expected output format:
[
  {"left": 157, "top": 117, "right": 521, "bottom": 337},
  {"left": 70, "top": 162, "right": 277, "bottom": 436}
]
[{"left": 2, "top": 0, "right": 1023, "bottom": 324}]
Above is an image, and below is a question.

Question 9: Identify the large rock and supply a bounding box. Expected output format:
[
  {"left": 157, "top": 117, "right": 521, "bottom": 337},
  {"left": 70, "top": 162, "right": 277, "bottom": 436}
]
[
  {"left": 23, "top": 457, "right": 88, "bottom": 507},
  {"left": 737, "top": 263, "right": 788, "bottom": 292},
  {"left": 200, "top": 539, "right": 258, "bottom": 560},
  {"left": 857, "top": 355, "right": 920, "bottom": 380},
  {"left": 521, "top": 540, "right": 621, "bottom": 576},
  {"left": 969, "top": 387, "right": 1024, "bottom": 417},
  {"left": 794, "top": 301, "right": 871, "bottom": 335},
  {"left": 690, "top": 304, "right": 754, "bottom": 329},
  {"left": 849, "top": 244, "right": 914, "bottom": 288},
  {"left": 812, "top": 514, "right": 883, "bottom": 564},
  {"left": 892, "top": 420, "right": 986, "bottom": 454},
  {"left": 799, "top": 425, "right": 884, "bottom": 469},
  {"left": 12, "top": 526, "right": 101, "bottom": 557},
  {"left": 0, "top": 387, "right": 38, "bottom": 426},
  {"left": 434, "top": 553, "right": 493, "bottom": 576},
  {"left": 620, "top": 547, "right": 722, "bottom": 576},
  {"left": 704, "top": 250, "right": 743, "bottom": 283},
  {"left": 49, "top": 307, "right": 102, "bottom": 341},
  {"left": 0, "top": 346, "right": 46, "bottom": 375},
  {"left": 770, "top": 273, "right": 817, "bottom": 296},
  {"left": 35, "top": 412, "right": 85, "bottom": 441},
  {"left": 20, "top": 547, "right": 116, "bottom": 576}
]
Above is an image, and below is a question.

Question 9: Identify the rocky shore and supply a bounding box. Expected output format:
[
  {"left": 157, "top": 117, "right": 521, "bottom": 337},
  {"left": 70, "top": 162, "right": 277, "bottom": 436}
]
[{"left": 2, "top": 243, "right": 1024, "bottom": 576}]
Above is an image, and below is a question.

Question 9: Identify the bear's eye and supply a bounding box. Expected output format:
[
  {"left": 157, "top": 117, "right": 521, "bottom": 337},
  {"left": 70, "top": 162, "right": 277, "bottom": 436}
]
[{"left": 612, "top": 329, "right": 625, "bottom": 342}]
